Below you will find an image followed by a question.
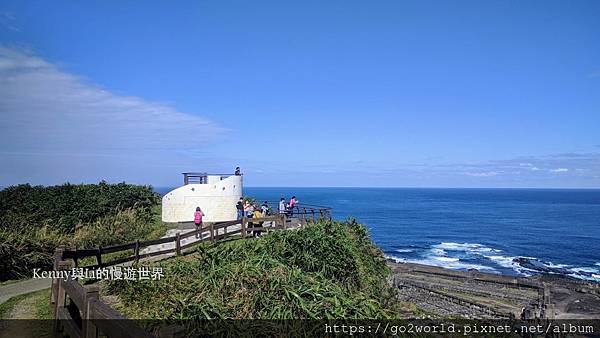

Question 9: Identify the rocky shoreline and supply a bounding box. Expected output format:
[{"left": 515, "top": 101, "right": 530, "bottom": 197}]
[{"left": 387, "top": 261, "right": 600, "bottom": 319}]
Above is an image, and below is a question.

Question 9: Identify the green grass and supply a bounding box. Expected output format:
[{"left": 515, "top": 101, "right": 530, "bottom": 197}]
[
  {"left": 1, "top": 202, "right": 167, "bottom": 280},
  {"left": 0, "top": 288, "right": 52, "bottom": 320},
  {"left": 0, "top": 289, "right": 53, "bottom": 338},
  {"left": 0, "top": 279, "right": 20, "bottom": 286},
  {"left": 0, "top": 293, "right": 29, "bottom": 319},
  {"left": 104, "top": 219, "right": 404, "bottom": 330},
  {"left": 77, "top": 204, "right": 167, "bottom": 268},
  {"left": 0, "top": 182, "right": 163, "bottom": 281}
]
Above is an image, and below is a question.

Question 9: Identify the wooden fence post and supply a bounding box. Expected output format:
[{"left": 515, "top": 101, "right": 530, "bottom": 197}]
[
  {"left": 134, "top": 239, "right": 140, "bottom": 264},
  {"left": 51, "top": 247, "right": 65, "bottom": 305},
  {"left": 176, "top": 232, "right": 181, "bottom": 256},
  {"left": 83, "top": 284, "right": 100, "bottom": 338},
  {"left": 283, "top": 214, "right": 287, "bottom": 229},
  {"left": 241, "top": 217, "right": 246, "bottom": 238},
  {"left": 96, "top": 247, "right": 102, "bottom": 267},
  {"left": 311, "top": 210, "right": 315, "bottom": 223},
  {"left": 53, "top": 260, "right": 70, "bottom": 333},
  {"left": 302, "top": 207, "right": 307, "bottom": 223},
  {"left": 210, "top": 223, "right": 215, "bottom": 243}
]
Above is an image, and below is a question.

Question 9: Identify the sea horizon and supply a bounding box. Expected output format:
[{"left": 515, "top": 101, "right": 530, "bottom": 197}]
[
  {"left": 4, "top": 183, "right": 600, "bottom": 190},
  {"left": 157, "top": 186, "right": 600, "bottom": 283}
]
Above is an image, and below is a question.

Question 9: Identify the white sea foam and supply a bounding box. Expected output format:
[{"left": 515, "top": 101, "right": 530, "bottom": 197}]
[
  {"left": 570, "top": 267, "right": 600, "bottom": 274},
  {"left": 544, "top": 262, "right": 572, "bottom": 269},
  {"left": 567, "top": 273, "right": 600, "bottom": 282},
  {"left": 388, "top": 242, "right": 599, "bottom": 282},
  {"left": 433, "top": 256, "right": 460, "bottom": 262},
  {"left": 484, "top": 255, "right": 537, "bottom": 276},
  {"left": 435, "top": 242, "right": 501, "bottom": 254},
  {"left": 385, "top": 254, "right": 497, "bottom": 273},
  {"left": 485, "top": 255, "right": 517, "bottom": 268},
  {"left": 430, "top": 248, "right": 447, "bottom": 256}
]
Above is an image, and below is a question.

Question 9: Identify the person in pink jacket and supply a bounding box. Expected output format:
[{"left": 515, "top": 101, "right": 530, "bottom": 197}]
[
  {"left": 288, "top": 196, "right": 297, "bottom": 215},
  {"left": 194, "top": 207, "right": 205, "bottom": 238}
]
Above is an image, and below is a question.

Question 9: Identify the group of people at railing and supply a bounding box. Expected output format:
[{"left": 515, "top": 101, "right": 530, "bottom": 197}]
[
  {"left": 235, "top": 196, "right": 299, "bottom": 220},
  {"left": 278, "top": 196, "right": 298, "bottom": 216},
  {"left": 235, "top": 198, "right": 271, "bottom": 237}
]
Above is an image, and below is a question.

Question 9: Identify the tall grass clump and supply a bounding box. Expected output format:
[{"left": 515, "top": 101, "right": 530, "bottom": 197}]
[
  {"left": 0, "top": 183, "right": 164, "bottom": 281},
  {"left": 0, "top": 181, "right": 159, "bottom": 233},
  {"left": 105, "top": 219, "right": 400, "bottom": 324}
]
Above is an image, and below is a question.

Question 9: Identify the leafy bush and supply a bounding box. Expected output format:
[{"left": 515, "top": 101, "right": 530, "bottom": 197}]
[{"left": 105, "top": 220, "right": 400, "bottom": 323}]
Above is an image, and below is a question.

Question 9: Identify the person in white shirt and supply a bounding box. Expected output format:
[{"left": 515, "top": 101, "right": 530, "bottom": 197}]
[{"left": 278, "top": 198, "right": 286, "bottom": 214}]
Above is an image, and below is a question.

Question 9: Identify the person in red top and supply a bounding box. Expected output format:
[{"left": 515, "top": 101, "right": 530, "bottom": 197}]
[{"left": 194, "top": 207, "right": 205, "bottom": 238}]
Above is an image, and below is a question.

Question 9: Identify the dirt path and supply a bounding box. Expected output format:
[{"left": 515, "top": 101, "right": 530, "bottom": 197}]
[
  {"left": 0, "top": 279, "right": 51, "bottom": 305},
  {"left": 0, "top": 291, "right": 50, "bottom": 338}
]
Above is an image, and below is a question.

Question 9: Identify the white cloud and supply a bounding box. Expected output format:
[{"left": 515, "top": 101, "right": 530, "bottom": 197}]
[
  {"left": 466, "top": 171, "right": 499, "bottom": 177},
  {"left": 550, "top": 168, "right": 569, "bottom": 173},
  {"left": 0, "top": 46, "right": 226, "bottom": 156}
]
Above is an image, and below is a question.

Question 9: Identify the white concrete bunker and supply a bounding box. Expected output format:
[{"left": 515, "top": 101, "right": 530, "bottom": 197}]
[{"left": 162, "top": 172, "right": 242, "bottom": 223}]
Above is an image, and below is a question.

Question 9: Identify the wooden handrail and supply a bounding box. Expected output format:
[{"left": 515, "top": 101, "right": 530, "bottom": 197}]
[
  {"left": 60, "top": 214, "right": 307, "bottom": 261},
  {"left": 50, "top": 208, "right": 332, "bottom": 338}
]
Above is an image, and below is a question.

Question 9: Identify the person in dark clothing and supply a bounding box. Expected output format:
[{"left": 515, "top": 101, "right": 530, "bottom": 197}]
[
  {"left": 235, "top": 167, "right": 241, "bottom": 175},
  {"left": 236, "top": 197, "right": 244, "bottom": 220}
]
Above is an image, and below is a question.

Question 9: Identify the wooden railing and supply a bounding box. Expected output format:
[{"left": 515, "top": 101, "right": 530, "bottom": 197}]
[{"left": 51, "top": 209, "right": 331, "bottom": 338}]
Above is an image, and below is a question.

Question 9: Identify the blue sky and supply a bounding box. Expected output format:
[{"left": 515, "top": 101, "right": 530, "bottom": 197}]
[{"left": 1, "top": 0, "right": 599, "bottom": 188}]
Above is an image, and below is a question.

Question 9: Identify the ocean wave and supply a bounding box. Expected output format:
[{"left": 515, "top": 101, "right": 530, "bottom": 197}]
[
  {"left": 385, "top": 254, "right": 497, "bottom": 273},
  {"left": 569, "top": 267, "right": 600, "bottom": 282},
  {"left": 544, "top": 261, "right": 572, "bottom": 269},
  {"left": 434, "top": 242, "right": 502, "bottom": 254},
  {"left": 388, "top": 241, "right": 600, "bottom": 282},
  {"left": 568, "top": 273, "right": 600, "bottom": 282},
  {"left": 483, "top": 255, "right": 539, "bottom": 277},
  {"left": 433, "top": 256, "right": 460, "bottom": 262},
  {"left": 496, "top": 258, "right": 600, "bottom": 282},
  {"left": 570, "top": 267, "right": 600, "bottom": 274},
  {"left": 430, "top": 248, "right": 447, "bottom": 256}
]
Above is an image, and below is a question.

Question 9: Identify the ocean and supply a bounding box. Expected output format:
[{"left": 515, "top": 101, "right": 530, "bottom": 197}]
[{"left": 155, "top": 187, "right": 600, "bottom": 282}]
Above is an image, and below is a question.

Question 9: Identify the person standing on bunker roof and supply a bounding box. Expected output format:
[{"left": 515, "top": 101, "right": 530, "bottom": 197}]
[{"left": 235, "top": 167, "right": 241, "bottom": 175}]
